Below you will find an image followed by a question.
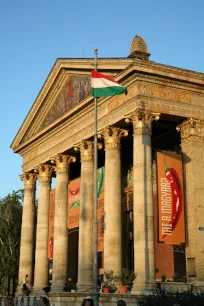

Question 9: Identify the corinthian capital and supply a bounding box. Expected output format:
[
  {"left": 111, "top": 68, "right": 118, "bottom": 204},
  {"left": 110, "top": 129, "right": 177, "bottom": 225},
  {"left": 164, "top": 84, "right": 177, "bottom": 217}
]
[
  {"left": 100, "top": 126, "right": 128, "bottom": 149},
  {"left": 74, "top": 141, "right": 94, "bottom": 161},
  {"left": 34, "top": 164, "right": 53, "bottom": 182},
  {"left": 176, "top": 118, "right": 204, "bottom": 144},
  {"left": 125, "top": 108, "right": 160, "bottom": 135},
  {"left": 51, "top": 154, "right": 76, "bottom": 173},
  {"left": 20, "top": 172, "right": 36, "bottom": 190}
]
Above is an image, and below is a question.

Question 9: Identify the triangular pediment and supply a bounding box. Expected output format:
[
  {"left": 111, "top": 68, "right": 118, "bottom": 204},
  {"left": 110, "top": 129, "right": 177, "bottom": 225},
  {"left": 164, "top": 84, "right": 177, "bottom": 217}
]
[
  {"left": 11, "top": 58, "right": 133, "bottom": 152},
  {"left": 22, "top": 71, "right": 92, "bottom": 142}
]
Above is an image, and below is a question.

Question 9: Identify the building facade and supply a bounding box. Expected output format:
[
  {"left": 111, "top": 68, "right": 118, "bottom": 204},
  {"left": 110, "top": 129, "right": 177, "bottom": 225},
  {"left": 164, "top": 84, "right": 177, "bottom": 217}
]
[{"left": 11, "top": 35, "right": 204, "bottom": 295}]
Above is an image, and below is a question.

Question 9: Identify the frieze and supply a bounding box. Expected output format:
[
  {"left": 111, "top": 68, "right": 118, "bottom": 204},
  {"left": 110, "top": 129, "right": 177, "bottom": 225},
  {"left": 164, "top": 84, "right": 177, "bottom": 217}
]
[
  {"left": 177, "top": 118, "right": 204, "bottom": 144},
  {"left": 137, "top": 83, "right": 192, "bottom": 104},
  {"left": 108, "top": 81, "right": 204, "bottom": 114},
  {"left": 18, "top": 72, "right": 204, "bottom": 148},
  {"left": 22, "top": 89, "right": 204, "bottom": 172}
]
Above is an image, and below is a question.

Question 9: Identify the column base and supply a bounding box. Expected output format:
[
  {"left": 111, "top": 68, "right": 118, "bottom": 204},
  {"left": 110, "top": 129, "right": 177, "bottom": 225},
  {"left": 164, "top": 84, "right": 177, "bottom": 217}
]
[
  {"left": 31, "top": 287, "right": 46, "bottom": 296},
  {"left": 131, "top": 280, "right": 156, "bottom": 294},
  {"left": 51, "top": 280, "right": 66, "bottom": 292},
  {"left": 16, "top": 284, "right": 23, "bottom": 296},
  {"left": 192, "top": 280, "right": 204, "bottom": 289},
  {"left": 16, "top": 284, "right": 33, "bottom": 296},
  {"left": 77, "top": 282, "right": 92, "bottom": 293}
]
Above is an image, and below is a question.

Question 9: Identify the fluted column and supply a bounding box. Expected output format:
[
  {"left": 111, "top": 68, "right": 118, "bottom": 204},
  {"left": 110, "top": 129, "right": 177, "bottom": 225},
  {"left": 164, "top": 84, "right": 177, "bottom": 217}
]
[
  {"left": 17, "top": 173, "right": 36, "bottom": 294},
  {"left": 126, "top": 109, "right": 159, "bottom": 293},
  {"left": 51, "top": 154, "right": 76, "bottom": 292},
  {"left": 76, "top": 141, "right": 94, "bottom": 291},
  {"left": 177, "top": 118, "right": 204, "bottom": 282},
  {"left": 102, "top": 126, "right": 128, "bottom": 273},
  {"left": 33, "top": 164, "right": 53, "bottom": 293}
]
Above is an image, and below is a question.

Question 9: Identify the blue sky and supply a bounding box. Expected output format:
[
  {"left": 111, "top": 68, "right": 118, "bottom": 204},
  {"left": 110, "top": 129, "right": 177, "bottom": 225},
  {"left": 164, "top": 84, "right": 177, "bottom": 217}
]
[{"left": 0, "top": 0, "right": 204, "bottom": 198}]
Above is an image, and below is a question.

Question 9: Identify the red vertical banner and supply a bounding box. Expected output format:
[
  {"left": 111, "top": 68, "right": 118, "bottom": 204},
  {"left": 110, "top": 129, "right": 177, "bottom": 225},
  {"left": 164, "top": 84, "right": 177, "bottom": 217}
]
[
  {"left": 68, "top": 178, "right": 80, "bottom": 229},
  {"left": 157, "top": 151, "right": 185, "bottom": 245}
]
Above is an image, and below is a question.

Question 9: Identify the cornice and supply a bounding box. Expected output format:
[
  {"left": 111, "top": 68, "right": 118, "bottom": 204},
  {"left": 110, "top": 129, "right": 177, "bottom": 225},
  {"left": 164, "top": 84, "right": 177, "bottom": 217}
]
[
  {"left": 130, "top": 60, "right": 204, "bottom": 85},
  {"left": 14, "top": 72, "right": 204, "bottom": 157},
  {"left": 21, "top": 92, "right": 204, "bottom": 172},
  {"left": 11, "top": 60, "right": 204, "bottom": 154}
]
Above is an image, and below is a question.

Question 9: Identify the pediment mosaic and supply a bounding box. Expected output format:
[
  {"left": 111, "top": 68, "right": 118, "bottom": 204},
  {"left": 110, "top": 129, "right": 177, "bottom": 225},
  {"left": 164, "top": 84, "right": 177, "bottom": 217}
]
[{"left": 41, "top": 75, "right": 91, "bottom": 128}]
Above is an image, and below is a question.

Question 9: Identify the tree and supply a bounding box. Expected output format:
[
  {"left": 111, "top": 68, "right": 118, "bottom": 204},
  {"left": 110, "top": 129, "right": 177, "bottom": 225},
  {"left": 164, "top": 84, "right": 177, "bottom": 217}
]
[{"left": 0, "top": 190, "right": 23, "bottom": 294}]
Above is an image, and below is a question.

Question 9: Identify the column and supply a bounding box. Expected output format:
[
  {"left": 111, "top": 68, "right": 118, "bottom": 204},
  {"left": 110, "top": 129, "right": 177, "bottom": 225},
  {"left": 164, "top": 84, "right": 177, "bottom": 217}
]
[
  {"left": 103, "top": 127, "right": 128, "bottom": 273},
  {"left": 51, "top": 154, "right": 76, "bottom": 292},
  {"left": 76, "top": 141, "right": 94, "bottom": 291},
  {"left": 17, "top": 173, "right": 36, "bottom": 294},
  {"left": 33, "top": 164, "right": 53, "bottom": 293},
  {"left": 129, "top": 109, "right": 159, "bottom": 293},
  {"left": 177, "top": 118, "right": 204, "bottom": 283}
]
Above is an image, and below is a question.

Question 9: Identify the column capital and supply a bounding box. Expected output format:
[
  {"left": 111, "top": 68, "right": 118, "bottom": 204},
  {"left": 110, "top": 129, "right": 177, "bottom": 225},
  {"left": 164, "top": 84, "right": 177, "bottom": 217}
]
[
  {"left": 51, "top": 154, "right": 76, "bottom": 172},
  {"left": 34, "top": 164, "right": 53, "bottom": 182},
  {"left": 74, "top": 141, "right": 94, "bottom": 161},
  {"left": 20, "top": 172, "right": 36, "bottom": 190},
  {"left": 99, "top": 126, "right": 128, "bottom": 149},
  {"left": 176, "top": 118, "right": 204, "bottom": 144},
  {"left": 125, "top": 108, "right": 160, "bottom": 135}
]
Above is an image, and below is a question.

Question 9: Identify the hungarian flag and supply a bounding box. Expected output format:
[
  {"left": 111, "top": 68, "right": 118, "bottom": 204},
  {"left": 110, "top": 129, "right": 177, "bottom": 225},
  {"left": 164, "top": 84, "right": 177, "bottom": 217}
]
[{"left": 92, "top": 70, "right": 127, "bottom": 97}]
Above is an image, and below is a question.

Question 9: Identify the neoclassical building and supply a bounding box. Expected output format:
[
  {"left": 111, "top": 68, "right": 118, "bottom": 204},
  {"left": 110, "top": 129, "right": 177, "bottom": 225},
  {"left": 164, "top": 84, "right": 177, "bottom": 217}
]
[{"left": 11, "top": 35, "right": 204, "bottom": 297}]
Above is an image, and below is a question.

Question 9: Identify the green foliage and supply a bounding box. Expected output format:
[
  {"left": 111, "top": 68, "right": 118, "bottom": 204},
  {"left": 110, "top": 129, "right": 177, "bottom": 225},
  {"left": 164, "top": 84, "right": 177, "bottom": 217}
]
[
  {"left": 161, "top": 274, "right": 167, "bottom": 282},
  {"left": 137, "top": 287, "right": 204, "bottom": 306},
  {"left": 0, "top": 190, "right": 23, "bottom": 294},
  {"left": 102, "top": 271, "right": 119, "bottom": 292},
  {"left": 119, "top": 268, "right": 136, "bottom": 286}
]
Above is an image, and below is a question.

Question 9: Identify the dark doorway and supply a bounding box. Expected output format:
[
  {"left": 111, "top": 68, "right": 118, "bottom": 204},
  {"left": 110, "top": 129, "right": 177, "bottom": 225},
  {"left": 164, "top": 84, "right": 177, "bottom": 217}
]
[
  {"left": 173, "top": 245, "right": 186, "bottom": 281},
  {"left": 68, "top": 228, "right": 79, "bottom": 286}
]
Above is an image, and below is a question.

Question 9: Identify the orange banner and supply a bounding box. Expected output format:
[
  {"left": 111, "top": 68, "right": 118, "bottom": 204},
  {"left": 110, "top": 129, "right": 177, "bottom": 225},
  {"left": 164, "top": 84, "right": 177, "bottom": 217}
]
[
  {"left": 48, "top": 190, "right": 55, "bottom": 259},
  {"left": 97, "top": 192, "right": 104, "bottom": 252},
  {"left": 157, "top": 151, "right": 185, "bottom": 244},
  {"left": 48, "top": 167, "right": 105, "bottom": 259}
]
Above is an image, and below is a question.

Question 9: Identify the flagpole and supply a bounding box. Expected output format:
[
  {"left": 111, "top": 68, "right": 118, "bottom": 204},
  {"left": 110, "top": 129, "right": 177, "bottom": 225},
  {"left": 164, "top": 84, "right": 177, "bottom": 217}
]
[{"left": 92, "top": 48, "right": 99, "bottom": 306}]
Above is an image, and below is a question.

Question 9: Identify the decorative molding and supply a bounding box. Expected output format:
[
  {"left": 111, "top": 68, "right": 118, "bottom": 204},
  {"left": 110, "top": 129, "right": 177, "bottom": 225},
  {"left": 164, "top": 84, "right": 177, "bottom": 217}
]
[
  {"left": 20, "top": 81, "right": 204, "bottom": 159},
  {"left": 12, "top": 64, "right": 204, "bottom": 151},
  {"left": 21, "top": 92, "right": 204, "bottom": 172},
  {"left": 51, "top": 154, "right": 76, "bottom": 173},
  {"left": 20, "top": 173, "right": 36, "bottom": 190},
  {"left": 177, "top": 118, "right": 204, "bottom": 144},
  {"left": 125, "top": 108, "right": 160, "bottom": 135},
  {"left": 34, "top": 164, "right": 53, "bottom": 182},
  {"left": 99, "top": 126, "right": 128, "bottom": 149},
  {"left": 135, "top": 74, "right": 204, "bottom": 94}
]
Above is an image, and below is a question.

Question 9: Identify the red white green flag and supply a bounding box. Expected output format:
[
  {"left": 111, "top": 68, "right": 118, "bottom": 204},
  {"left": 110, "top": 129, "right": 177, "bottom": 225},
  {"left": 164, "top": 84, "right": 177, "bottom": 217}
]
[{"left": 92, "top": 70, "right": 127, "bottom": 97}]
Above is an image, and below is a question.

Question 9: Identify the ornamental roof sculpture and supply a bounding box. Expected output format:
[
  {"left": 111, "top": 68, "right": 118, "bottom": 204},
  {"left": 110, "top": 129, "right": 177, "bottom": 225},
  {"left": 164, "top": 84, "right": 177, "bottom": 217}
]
[{"left": 129, "top": 35, "right": 150, "bottom": 60}]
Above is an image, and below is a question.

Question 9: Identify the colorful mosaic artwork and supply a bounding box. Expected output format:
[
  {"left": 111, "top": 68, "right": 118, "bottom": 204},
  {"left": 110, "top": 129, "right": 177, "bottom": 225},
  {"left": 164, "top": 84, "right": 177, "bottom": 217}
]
[{"left": 42, "top": 75, "right": 91, "bottom": 127}]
